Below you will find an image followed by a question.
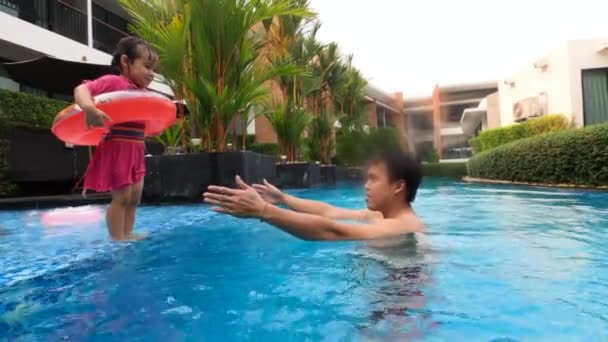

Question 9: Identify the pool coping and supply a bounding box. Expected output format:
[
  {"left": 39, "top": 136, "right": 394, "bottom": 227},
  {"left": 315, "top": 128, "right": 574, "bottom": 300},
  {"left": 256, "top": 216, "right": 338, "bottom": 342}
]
[
  {"left": 462, "top": 176, "right": 608, "bottom": 192},
  {"left": 0, "top": 193, "right": 112, "bottom": 210}
]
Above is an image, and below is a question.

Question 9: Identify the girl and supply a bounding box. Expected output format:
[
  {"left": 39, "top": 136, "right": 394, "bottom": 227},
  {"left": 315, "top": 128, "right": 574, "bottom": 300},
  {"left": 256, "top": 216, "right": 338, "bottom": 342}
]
[{"left": 74, "top": 37, "right": 158, "bottom": 241}]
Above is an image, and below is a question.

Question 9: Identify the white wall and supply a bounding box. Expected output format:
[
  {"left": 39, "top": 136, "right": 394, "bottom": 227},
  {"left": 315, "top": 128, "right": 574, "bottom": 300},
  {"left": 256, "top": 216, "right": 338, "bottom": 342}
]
[
  {"left": 498, "top": 43, "right": 573, "bottom": 127},
  {"left": 497, "top": 38, "right": 608, "bottom": 128},
  {"left": 0, "top": 11, "right": 172, "bottom": 95},
  {"left": 567, "top": 39, "right": 608, "bottom": 126}
]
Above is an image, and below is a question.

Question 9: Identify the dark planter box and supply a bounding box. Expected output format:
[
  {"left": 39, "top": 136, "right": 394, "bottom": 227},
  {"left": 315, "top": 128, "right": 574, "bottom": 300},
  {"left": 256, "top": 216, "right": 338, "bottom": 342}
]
[
  {"left": 320, "top": 165, "right": 364, "bottom": 186},
  {"left": 320, "top": 165, "right": 337, "bottom": 185},
  {"left": 143, "top": 151, "right": 276, "bottom": 202},
  {"left": 276, "top": 163, "right": 321, "bottom": 188},
  {"left": 346, "top": 167, "right": 365, "bottom": 182},
  {"left": 3, "top": 128, "right": 277, "bottom": 202},
  {"left": 5, "top": 128, "right": 91, "bottom": 195},
  {"left": 211, "top": 151, "right": 276, "bottom": 188},
  {"left": 145, "top": 140, "right": 165, "bottom": 156},
  {"left": 143, "top": 153, "right": 212, "bottom": 202},
  {"left": 336, "top": 166, "right": 350, "bottom": 182},
  {"left": 7, "top": 128, "right": 79, "bottom": 183}
]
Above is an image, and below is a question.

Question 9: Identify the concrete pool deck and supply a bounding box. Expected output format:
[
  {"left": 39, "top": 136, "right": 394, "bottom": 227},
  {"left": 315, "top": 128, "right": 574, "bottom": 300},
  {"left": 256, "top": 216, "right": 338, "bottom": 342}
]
[
  {"left": 0, "top": 192, "right": 111, "bottom": 210},
  {"left": 462, "top": 176, "right": 608, "bottom": 191}
]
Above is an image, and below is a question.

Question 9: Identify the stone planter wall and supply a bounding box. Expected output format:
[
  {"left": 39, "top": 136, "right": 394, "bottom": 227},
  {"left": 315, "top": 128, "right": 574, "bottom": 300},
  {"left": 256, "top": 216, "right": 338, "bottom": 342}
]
[
  {"left": 276, "top": 163, "right": 321, "bottom": 188},
  {"left": 143, "top": 151, "right": 276, "bottom": 202}
]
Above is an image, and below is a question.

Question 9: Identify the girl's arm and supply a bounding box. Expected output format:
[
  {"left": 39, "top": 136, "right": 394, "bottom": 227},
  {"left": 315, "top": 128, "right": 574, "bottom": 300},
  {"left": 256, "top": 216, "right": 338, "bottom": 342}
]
[{"left": 74, "top": 85, "right": 112, "bottom": 128}]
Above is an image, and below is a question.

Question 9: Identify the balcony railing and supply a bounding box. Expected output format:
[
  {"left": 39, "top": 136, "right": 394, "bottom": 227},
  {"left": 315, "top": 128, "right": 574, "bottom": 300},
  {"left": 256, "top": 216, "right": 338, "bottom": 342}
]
[
  {"left": 1, "top": 0, "right": 128, "bottom": 54},
  {"left": 93, "top": 17, "right": 129, "bottom": 54}
]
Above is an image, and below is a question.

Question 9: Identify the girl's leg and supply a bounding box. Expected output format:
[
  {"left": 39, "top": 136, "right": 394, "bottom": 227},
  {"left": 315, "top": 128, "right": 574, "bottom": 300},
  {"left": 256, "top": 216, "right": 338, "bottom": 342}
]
[
  {"left": 108, "top": 188, "right": 131, "bottom": 241},
  {"left": 124, "top": 179, "right": 144, "bottom": 238}
]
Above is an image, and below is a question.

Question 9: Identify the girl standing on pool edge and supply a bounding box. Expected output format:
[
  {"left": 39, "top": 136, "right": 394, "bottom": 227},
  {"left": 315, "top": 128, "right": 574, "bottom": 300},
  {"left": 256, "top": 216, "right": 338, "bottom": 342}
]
[{"left": 74, "top": 37, "right": 158, "bottom": 241}]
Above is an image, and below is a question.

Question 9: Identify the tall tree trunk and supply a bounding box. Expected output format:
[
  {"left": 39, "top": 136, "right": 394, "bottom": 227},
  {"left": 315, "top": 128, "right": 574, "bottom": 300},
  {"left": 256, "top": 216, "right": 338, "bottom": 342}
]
[
  {"left": 241, "top": 113, "right": 247, "bottom": 150},
  {"left": 217, "top": 123, "right": 225, "bottom": 152}
]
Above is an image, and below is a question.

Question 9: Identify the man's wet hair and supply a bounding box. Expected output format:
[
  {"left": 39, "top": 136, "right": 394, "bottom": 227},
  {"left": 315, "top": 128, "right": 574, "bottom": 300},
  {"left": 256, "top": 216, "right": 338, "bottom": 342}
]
[{"left": 366, "top": 149, "right": 423, "bottom": 203}]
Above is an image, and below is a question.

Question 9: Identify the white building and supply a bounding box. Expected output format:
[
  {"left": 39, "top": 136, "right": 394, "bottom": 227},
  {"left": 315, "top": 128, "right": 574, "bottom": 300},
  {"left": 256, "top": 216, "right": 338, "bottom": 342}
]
[
  {"left": 496, "top": 38, "right": 608, "bottom": 127},
  {"left": 0, "top": 0, "right": 171, "bottom": 96}
]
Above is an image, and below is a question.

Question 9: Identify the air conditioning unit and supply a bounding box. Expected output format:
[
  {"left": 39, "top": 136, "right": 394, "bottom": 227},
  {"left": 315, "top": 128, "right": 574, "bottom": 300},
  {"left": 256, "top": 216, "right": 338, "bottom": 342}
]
[
  {"left": 503, "top": 79, "right": 516, "bottom": 88},
  {"left": 513, "top": 94, "right": 547, "bottom": 122},
  {"left": 533, "top": 58, "right": 549, "bottom": 71},
  {"left": 597, "top": 42, "right": 608, "bottom": 55}
]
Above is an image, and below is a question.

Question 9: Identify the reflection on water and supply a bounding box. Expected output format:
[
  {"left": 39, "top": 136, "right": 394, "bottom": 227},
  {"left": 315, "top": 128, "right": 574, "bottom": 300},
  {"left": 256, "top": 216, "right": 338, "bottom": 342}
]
[{"left": 355, "top": 233, "right": 440, "bottom": 340}]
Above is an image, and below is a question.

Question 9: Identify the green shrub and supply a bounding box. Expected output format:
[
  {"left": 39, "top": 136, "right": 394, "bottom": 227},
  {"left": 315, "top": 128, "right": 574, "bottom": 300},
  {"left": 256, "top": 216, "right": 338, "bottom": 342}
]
[
  {"left": 470, "top": 114, "right": 572, "bottom": 153},
  {"left": 423, "top": 162, "right": 467, "bottom": 178},
  {"left": 419, "top": 148, "right": 439, "bottom": 163},
  {"left": 467, "top": 123, "right": 608, "bottom": 186},
  {"left": 0, "top": 90, "right": 68, "bottom": 196},
  {"left": 336, "top": 131, "right": 364, "bottom": 166},
  {"left": 363, "top": 127, "right": 401, "bottom": 156},
  {"left": 0, "top": 135, "right": 19, "bottom": 196},
  {"left": 236, "top": 134, "right": 256, "bottom": 150},
  {"left": 0, "top": 89, "right": 69, "bottom": 130},
  {"left": 335, "top": 127, "right": 402, "bottom": 166},
  {"left": 527, "top": 114, "right": 575, "bottom": 136},
  {"left": 250, "top": 143, "right": 279, "bottom": 157}
]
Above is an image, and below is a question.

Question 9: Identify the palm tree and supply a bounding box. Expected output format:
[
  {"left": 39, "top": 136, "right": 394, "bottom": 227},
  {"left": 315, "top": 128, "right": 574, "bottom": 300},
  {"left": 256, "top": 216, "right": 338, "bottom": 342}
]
[
  {"left": 120, "top": 0, "right": 192, "bottom": 151},
  {"left": 334, "top": 56, "right": 368, "bottom": 133},
  {"left": 122, "top": 0, "right": 311, "bottom": 152},
  {"left": 265, "top": 104, "right": 311, "bottom": 161}
]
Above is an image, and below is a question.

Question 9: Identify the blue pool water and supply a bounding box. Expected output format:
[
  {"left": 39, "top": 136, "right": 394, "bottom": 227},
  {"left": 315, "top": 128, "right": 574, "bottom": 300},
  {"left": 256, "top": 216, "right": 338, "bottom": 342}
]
[{"left": 1, "top": 178, "right": 607, "bottom": 341}]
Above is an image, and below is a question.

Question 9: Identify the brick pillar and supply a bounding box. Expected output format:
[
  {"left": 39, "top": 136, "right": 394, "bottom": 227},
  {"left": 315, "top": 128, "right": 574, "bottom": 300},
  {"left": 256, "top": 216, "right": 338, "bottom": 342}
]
[
  {"left": 255, "top": 115, "right": 278, "bottom": 143},
  {"left": 432, "top": 84, "right": 443, "bottom": 159},
  {"left": 391, "top": 92, "right": 409, "bottom": 152},
  {"left": 367, "top": 101, "right": 378, "bottom": 128}
]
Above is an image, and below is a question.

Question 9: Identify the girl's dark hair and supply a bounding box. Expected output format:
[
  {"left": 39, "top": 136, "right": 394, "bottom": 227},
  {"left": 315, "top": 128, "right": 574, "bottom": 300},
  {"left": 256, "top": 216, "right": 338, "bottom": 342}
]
[{"left": 110, "top": 36, "right": 156, "bottom": 73}]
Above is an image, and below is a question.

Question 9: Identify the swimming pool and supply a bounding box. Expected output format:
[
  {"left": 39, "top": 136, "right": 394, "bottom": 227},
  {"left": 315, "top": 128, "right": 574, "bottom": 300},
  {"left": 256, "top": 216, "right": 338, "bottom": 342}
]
[{"left": 1, "top": 178, "right": 607, "bottom": 341}]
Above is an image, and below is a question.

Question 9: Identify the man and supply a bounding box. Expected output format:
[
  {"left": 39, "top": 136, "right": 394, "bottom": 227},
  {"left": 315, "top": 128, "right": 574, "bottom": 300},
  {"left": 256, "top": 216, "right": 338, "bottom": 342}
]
[{"left": 203, "top": 150, "right": 425, "bottom": 241}]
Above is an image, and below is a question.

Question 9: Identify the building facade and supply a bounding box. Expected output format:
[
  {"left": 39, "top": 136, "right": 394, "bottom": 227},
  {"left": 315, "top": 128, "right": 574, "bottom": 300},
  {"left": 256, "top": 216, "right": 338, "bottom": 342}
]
[
  {"left": 0, "top": 0, "right": 171, "bottom": 96},
  {"left": 497, "top": 38, "right": 608, "bottom": 128},
  {"left": 252, "top": 84, "right": 409, "bottom": 148},
  {"left": 405, "top": 82, "right": 498, "bottom": 160}
]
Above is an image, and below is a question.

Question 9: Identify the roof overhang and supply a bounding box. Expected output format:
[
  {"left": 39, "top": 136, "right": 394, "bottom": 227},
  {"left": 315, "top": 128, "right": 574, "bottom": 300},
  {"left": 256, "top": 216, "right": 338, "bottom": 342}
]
[{"left": 460, "top": 99, "right": 487, "bottom": 136}]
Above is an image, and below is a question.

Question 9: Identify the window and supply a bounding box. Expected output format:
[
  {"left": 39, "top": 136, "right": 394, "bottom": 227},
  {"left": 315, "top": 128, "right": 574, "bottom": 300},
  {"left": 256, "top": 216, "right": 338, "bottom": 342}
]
[
  {"left": 376, "top": 105, "right": 386, "bottom": 127},
  {"left": 92, "top": 4, "right": 130, "bottom": 54},
  {"left": 582, "top": 68, "right": 608, "bottom": 126},
  {"left": 0, "top": 63, "right": 19, "bottom": 92}
]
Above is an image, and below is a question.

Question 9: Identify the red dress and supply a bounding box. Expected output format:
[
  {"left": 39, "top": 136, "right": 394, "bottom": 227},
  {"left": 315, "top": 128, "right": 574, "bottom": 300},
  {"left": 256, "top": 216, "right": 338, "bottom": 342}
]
[{"left": 82, "top": 75, "right": 146, "bottom": 193}]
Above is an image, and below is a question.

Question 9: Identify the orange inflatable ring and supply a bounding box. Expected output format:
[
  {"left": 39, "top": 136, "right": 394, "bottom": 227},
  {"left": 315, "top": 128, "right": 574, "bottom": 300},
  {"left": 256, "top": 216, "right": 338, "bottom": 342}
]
[{"left": 52, "top": 90, "right": 176, "bottom": 146}]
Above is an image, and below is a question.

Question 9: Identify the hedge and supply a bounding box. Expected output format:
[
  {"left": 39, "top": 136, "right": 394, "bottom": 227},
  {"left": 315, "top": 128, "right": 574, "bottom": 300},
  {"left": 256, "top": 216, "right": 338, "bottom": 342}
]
[
  {"left": 250, "top": 143, "right": 279, "bottom": 158},
  {"left": 0, "top": 90, "right": 69, "bottom": 196},
  {"left": 469, "top": 114, "right": 573, "bottom": 153},
  {"left": 335, "top": 127, "right": 402, "bottom": 166},
  {"left": 467, "top": 123, "right": 608, "bottom": 186},
  {"left": 422, "top": 162, "right": 467, "bottom": 178},
  {"left": 0, "top": 89, "right": 69, "bottom": 130}
]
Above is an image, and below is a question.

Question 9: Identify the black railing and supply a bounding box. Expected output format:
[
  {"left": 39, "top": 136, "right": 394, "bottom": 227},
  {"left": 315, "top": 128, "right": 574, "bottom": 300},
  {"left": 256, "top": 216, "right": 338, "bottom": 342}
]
[
  {"left": 93, "top": 18, "right": 129, "bottom": 54},
  {"left": 49, "top": 0, "right": 87, "bottom": 45},
  {"left": 1, "top": 0, "right": 128, "bottom": 52},
  {"left": 1, "top": 0, "right": 87, "bottom": 44},
  {"left": 442, "top": 147, "right": 472, "bottom": 160}
]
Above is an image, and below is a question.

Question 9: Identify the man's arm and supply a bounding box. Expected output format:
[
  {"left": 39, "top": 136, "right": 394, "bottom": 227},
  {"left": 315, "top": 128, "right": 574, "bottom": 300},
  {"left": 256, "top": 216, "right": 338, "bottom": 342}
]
[
  {"left": 254, "top": 180, "right": 382, "bottom": 221},
  {"left": 280, "top": 193, "right": 382, "bottom": 221},
  {"left": 260, "top": 204, "right": 418, "bottom": 241}
]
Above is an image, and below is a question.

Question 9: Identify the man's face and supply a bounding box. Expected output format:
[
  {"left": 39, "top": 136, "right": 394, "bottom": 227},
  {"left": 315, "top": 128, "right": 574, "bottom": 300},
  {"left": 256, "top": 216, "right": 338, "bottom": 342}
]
[{"left": 364, "top": 161, "right": 401, "bottom": 211}]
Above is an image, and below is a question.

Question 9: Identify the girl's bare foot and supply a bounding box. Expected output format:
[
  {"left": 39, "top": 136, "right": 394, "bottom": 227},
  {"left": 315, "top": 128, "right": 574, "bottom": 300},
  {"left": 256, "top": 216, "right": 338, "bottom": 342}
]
[{"left": 125, "top": 232, "right": 149, "bottom": 241}]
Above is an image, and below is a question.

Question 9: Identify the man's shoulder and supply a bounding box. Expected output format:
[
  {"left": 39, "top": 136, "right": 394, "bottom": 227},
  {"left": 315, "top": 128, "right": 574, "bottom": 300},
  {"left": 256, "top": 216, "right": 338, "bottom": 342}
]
[
  {"left": 361, "top": 209, "right": 383, "bottom": 221},
  {"left": 382, "top": 210, "right": 425, "bottom": 233}
]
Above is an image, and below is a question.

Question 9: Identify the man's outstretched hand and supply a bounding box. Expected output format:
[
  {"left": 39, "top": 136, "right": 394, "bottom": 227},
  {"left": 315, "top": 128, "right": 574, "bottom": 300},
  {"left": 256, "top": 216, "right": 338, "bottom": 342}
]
[
  {"left": 204, "top": 175, "right": 267, "bottom": 218},
  {"left": 252, "top": 179, "right": 284, "bottom": 205}
]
